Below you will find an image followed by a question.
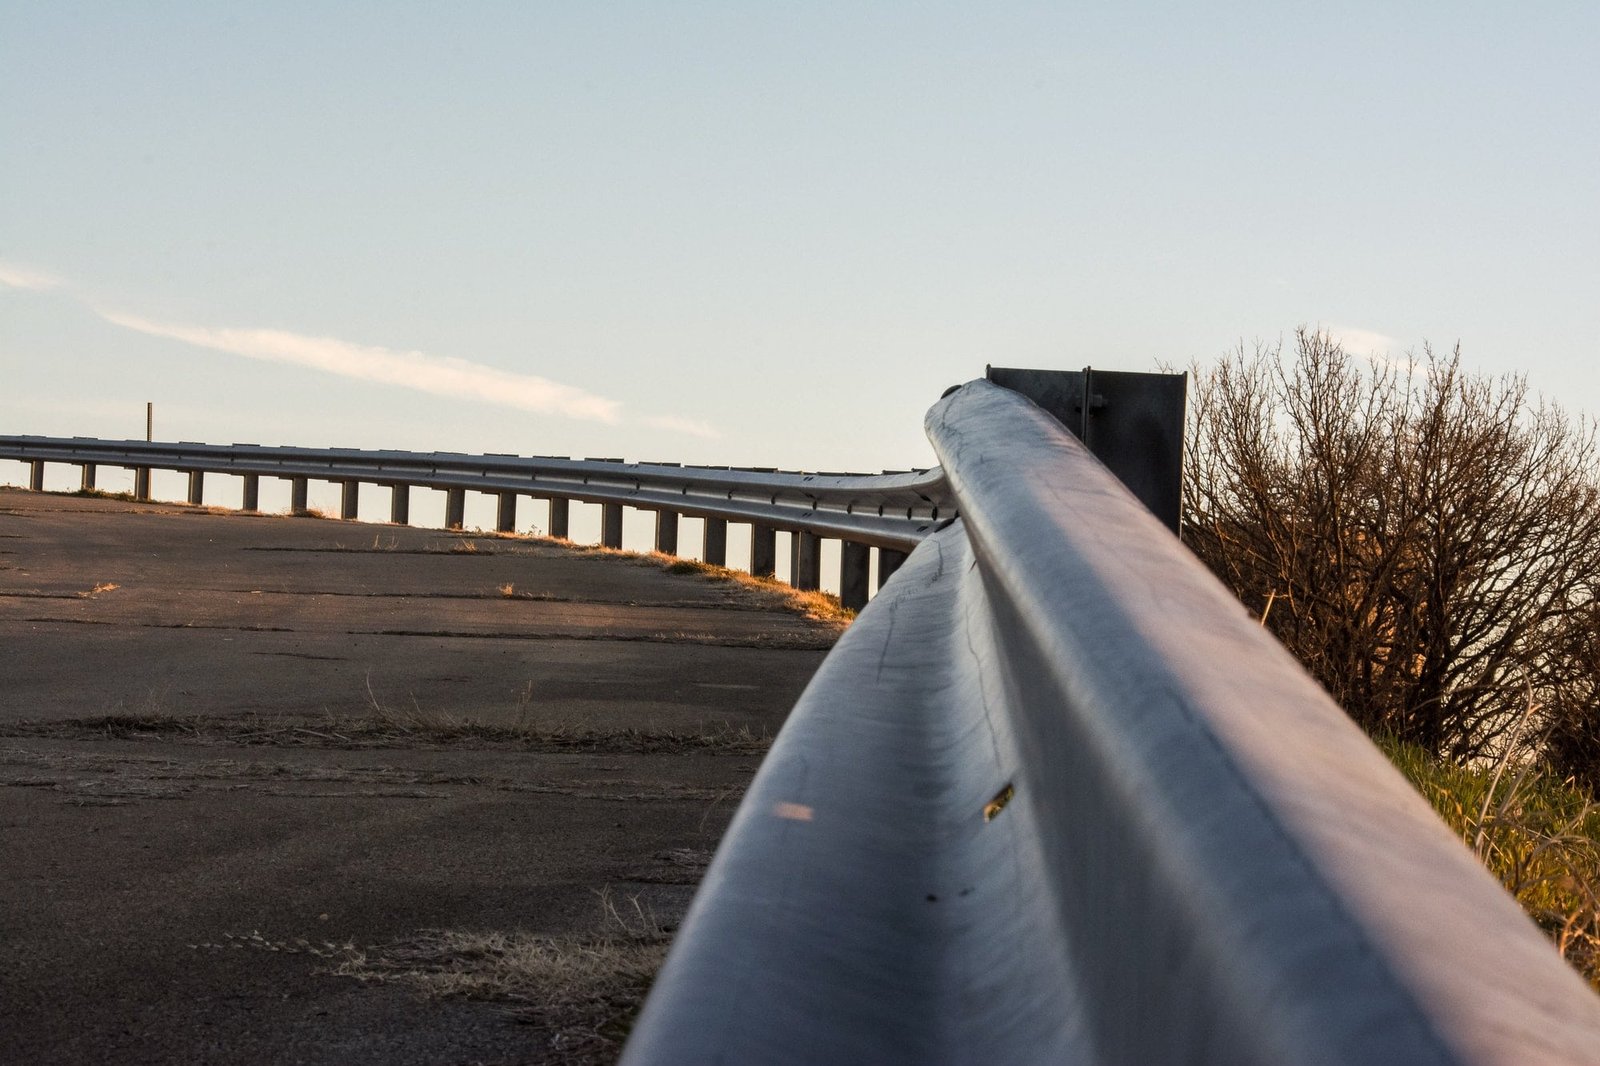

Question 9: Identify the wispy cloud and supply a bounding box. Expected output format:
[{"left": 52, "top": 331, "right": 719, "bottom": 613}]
[
  {"left": 642, "top": 414, "right": 721, "bottom": 440},
  {"left": 1324, "top": 324, "right": 1415, "bottom": 370},
  {"left": 0, "top": 260, "right": 64, "bottom": 291},
  {"left": 99, "top": 310, "right": 623, "bottom": 424},
  {"left": 3, "top": 256, "right": 718, "bottom": 435}
]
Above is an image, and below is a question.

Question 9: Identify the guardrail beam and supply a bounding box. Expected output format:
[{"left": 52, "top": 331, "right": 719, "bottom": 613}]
[
  {"left": 625, "top": 377, "right": 1600, "bottom": 1065},
  {"left": 0, "top": 436, "right": 940, "bottom": 552}
]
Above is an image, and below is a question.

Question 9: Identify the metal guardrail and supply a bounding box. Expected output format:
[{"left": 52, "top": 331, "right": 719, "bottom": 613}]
[
  {"left": 0, "top": 436, "right": 951, "bottom": 608},
  {"left": 9, "top": 374, "right": 1600, "bottom": 1060},
  {"left": 621, "top": 379, "right": 1600, "bottom": 1064}
]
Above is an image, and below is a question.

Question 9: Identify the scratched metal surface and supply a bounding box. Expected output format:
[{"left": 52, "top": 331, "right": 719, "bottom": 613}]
[{"left": 622, "top": 380, "right": 1600, "bottom": 1064}]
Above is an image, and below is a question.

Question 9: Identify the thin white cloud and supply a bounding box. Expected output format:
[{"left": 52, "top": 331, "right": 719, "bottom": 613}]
[
  {"left": 0, "top": 256, "right": 718, "bottom": 436},
  {"left": 642, "top": 414, "right": 721, "bottom": 440},
  {"left": 98, "top": 310, "right": 623, "bottom": 424},
  {"left": 1324, "top": 325, "right": 1399, "bottom": 359},
  {"left": 0, "top": 260, "right": 64, "bottom": 291},
  {"left": 1324, "top": 324, "right": 1414, "bottom": 370}
]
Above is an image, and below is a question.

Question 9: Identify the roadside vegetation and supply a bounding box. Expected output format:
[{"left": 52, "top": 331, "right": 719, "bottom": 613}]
[
  {"left": 1380, "top": 732, "right": 1600, "bottom": 985},
  {"left": 1184, "top": 329, "right": 1600, "bottom": 983},
  {"left": 330, "top": 889, "right": 670, "bottom": 1064},
  {"left": 522, "top": 537, "right": 855, "bottom": 626}
]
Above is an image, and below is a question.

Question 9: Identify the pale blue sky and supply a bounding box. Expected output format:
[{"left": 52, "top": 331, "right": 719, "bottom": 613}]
[{"left": 4, "top": 2, "right": 1597, "bottom": 476}]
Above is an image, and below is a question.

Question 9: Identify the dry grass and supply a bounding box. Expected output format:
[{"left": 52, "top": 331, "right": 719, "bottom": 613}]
[
  {"left": 649, "top": 553, "right": 854, "bottom": 626},
  {"left": 11, "top": 707, "right": 773, "bottom": 756},
  {"left": 328, "top": 889, "right": 670, "bottom": 1062},
  {"left": 501, "top": 536, "right": 855, "bottom": 626},
  {"left": 48, "top": 480, "right": 860, "bottom": 626},
  {"left": 1380, "top": 732, "right": 1600, "bottom": 986}
]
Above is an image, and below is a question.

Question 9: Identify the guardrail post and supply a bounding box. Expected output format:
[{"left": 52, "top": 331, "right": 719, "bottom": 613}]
[
  {"left": 79, "top": 463, "right": 96, "bottom": 492},
  {"left": 445, "top": 488, "right": 466, "bottom": 530},
  {"left": 496, "top": 491, "right": 517, "bottom": 533},
  {"left": 703, "top": 518, "right": 728, "bottom": 566},
  {"left": 547, "top": 497, "right": 569, "bottom": 539},
  {"left": 241, "top": 474, "right": 259, "bottom": 511},
  {"left": 134, "top": 467, "right": 152, "bottom": 501},
  {"left": 29, "top": 461, "right": 44, "bottom": 492},
  {"left": 390, "top": 484, "right": 409, "bottom": 525},
  {"left": 655, "top": 510, "right": 679, "bottom": 555},
  {"left": 340, "top": 479, "right": 359, "bottom": 520},
  {"left": 840, "top": 541, "right": 870, "bottom": 610},
  {"left": 791, "top": 531, "right": 821, "bottom": 590},
  {"left": 750, "top": 523, "right": 777, "bottom": 578},
  {"left": 290, "top": 477, "right": 308, "bottom": 515},
  {"left": 877, "top": 547, "right": 907, "bottom": 590},
  {"left": 601, "top": 502, "right": 624, "bottom": 548},
  {"left": 186, "top": 471, "right": 204, "bottom": 505}
]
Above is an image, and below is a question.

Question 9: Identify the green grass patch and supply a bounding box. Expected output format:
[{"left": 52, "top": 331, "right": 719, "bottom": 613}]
[{"left": 1378, "top": 733, "right": 1600, "bottom": 986}]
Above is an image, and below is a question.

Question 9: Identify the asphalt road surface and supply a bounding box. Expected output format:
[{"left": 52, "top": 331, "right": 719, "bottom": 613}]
[{"left": 0, "top": 488, "right": 839, "bottom": 1064}]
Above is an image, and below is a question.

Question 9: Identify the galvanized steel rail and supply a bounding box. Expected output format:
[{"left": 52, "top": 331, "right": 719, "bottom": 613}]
[
  {"left": 0, "top": 436, "right": 949, "bottom": 606},
  {"left": 620, "top": 380, "right": 1600, "bottom": 1064},
  {"left": 8, "top": 376, "right": 1600, "bottom": 1062}
]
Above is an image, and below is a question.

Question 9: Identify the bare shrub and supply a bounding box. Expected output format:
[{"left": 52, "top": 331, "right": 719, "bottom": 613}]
[{"left": 1184, "top": 329, "right": 1600, "bottom": 765}]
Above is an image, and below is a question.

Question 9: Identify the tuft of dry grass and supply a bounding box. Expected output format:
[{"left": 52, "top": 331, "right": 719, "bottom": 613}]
[
  {"left": 1379, "top": 731, "right": 1600, "bottom": 987},
  {"left": 451, "top": 538, "right": 480, "bottom": 554},
  {"left": 498, "top": 582, "right": 516, "bottom": 597},
  {"left": 328, "top": 888, "right": 671, "bottom": 1061},
  {"left": 649, "top": 553, "right": 855, "bottom": 626},
  {"left": 80, "top": 582, "right": 120, "bottom": 597}
]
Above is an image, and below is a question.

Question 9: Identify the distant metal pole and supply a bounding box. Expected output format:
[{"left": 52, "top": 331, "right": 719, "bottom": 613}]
[{"left": 146, "top": 403, "right": 152, "bottom": 442}]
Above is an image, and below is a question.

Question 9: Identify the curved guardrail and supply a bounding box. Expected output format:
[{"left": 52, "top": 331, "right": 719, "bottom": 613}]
[
  {"left": 0, "top": 437, "right": 947, "bottom": 547},
  {"left": 620, "top": 380, "right": 1600, "bottom": 1064},
  {"left": 0, "top": 436, "right": 952, "bottom": 606}
]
